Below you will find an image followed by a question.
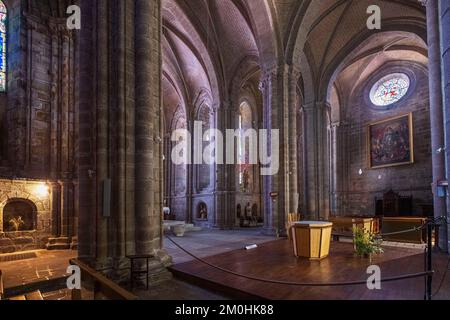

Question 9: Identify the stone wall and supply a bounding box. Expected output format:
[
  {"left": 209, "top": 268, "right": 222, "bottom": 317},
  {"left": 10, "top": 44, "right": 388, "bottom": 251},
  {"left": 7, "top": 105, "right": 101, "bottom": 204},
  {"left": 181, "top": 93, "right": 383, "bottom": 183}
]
[
  {"left": 335, "top": 62, "right": 432, "bottom": 216},
  {"left": 0, "top": 1, "right": 77, "bottom": 251}
]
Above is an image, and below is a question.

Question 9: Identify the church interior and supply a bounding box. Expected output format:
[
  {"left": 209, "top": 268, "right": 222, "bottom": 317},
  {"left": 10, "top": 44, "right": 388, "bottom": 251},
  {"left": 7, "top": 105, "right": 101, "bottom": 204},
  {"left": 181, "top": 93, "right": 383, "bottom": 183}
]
[{"left": 0, "top": 0, "right": 450, "bottom": 301}]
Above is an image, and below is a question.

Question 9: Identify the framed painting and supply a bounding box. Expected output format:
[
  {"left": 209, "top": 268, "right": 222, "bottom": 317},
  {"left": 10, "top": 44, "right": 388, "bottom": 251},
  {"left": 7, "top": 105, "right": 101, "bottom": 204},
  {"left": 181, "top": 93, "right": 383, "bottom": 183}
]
[{"left": 367, "top": 113, "right": 414, "bottom": 169}]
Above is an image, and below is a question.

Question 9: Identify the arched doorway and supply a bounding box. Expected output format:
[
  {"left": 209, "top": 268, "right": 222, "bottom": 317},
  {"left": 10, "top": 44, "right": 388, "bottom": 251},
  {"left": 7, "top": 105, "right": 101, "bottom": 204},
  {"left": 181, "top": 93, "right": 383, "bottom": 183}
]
[{"left": 2, "top": 199, "right": 37, "bottom": 232}]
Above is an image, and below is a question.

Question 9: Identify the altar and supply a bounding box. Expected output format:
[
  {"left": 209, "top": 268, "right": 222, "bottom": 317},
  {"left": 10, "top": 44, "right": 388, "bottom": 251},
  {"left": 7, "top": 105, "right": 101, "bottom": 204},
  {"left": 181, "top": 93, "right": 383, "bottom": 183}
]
[{"left": 291, "top": 221, "right": 333, "bottom": 260}]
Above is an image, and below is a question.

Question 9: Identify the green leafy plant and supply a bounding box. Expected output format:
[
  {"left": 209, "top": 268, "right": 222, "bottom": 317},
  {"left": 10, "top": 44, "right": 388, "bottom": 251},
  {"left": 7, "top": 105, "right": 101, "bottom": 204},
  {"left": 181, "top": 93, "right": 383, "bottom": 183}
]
[{"left": 353, "top": 226, "right": 383, "bottom": 259}]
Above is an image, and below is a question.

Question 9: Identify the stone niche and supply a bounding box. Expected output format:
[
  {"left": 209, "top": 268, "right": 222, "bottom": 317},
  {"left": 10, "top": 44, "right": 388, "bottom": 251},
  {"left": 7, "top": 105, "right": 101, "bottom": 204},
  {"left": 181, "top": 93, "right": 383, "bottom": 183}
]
[{"left": 0, "top": 179, "right": 52, "bottom": 253}]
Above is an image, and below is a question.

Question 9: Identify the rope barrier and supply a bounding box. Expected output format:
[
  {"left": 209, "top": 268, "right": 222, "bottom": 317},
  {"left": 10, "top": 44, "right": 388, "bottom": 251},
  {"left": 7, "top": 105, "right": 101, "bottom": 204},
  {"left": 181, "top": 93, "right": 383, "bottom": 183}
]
[
  {"left": 432, "top": 253, "right": 450, "bottom": 298},
  {"left": 165, "top": 234, "right": 434, "bottom": 287},
  {"left": 376, "top": 224, "right": 426, "bottom": 238},
  {"left": 376, "top": 216, "right": 448, "bottom": 238}
]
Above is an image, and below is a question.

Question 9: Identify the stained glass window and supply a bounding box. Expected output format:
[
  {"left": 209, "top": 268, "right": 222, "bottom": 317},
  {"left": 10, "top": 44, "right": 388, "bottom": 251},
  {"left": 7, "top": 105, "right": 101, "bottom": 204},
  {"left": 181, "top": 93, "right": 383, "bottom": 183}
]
[
  {"left": 0, "top": 1, "right": 6, "bottom": 92},
  {"left": 370, "top": 73, "right": 410, "bottom": 107}
]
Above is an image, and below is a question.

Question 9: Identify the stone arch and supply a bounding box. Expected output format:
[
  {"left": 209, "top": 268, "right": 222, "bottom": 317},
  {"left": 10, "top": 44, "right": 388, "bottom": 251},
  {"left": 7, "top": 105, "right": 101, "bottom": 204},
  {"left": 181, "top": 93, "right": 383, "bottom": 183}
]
[
  {"left": 243, "top": 0, "right": 281, "bottom": 70},
  {"left": 162, "top": 1, "right": 221, "bottom": 106},
  {"left": 194, "top": 99, "right": 214, "bottom": 192},
  {"left": 0, "top": 180, "right": 51, "bottom": 236},
  {"left": 2, "top": 198, "right": 37, "bottom": 232},
  {"left": 319, "top": 25, "right": 427, "bottom": 102}
]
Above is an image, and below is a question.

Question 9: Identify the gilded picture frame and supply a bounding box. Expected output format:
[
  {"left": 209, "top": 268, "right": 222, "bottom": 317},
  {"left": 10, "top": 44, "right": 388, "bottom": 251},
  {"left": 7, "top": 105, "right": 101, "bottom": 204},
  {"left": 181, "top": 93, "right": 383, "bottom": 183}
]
[{"left": 367, "top": 113, "right": 414, "bottom": 169}]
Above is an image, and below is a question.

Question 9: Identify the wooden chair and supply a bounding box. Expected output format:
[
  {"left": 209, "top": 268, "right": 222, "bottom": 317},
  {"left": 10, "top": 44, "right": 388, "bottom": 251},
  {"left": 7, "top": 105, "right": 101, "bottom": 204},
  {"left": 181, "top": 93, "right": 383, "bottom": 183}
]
[{"left": 286, "top": 213, "right": 300, "bottom": 240}]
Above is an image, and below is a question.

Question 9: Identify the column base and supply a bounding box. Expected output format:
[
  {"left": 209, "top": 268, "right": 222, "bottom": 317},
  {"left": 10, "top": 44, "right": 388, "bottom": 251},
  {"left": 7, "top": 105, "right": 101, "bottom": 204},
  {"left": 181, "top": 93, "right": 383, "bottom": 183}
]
[
  {"left": 131, "top": 249, "right": 173, "bottom": 289},
  {"left": 262, "top": 227, "right": 285, "bottom": 237},
  {"left": 70, "top": 236, "right": 78, "bottom": 250}
]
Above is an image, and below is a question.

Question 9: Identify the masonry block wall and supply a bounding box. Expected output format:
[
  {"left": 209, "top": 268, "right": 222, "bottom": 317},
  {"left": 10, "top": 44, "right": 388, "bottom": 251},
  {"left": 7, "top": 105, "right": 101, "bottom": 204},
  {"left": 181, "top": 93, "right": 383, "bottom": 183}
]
[
  {"left": 0, "top": 0, "right": 77, "bottom": 253},
  {"left": 336, "top": 62, "right": 433, "bottom": 216}
]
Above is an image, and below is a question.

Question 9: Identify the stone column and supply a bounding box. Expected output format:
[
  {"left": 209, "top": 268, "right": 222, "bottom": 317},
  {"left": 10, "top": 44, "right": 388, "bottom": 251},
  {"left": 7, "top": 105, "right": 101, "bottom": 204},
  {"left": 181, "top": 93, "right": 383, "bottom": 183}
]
[
  {"left": 59, "top": 179, "right": 74, "bottom": 238},
  {"left": 61, "top": 31, "right": 72, "bottom": 175},
  {"left": 329, "top": 121, "right": 350, "bottom": 215},
  {"left": 164, "top": 135, "right": 172, "bottom": 208},
  {"left": 423, "top": 0, "right": 448, "bottom": 251},
  {"left": 420, "top": 0, "right": 448, "bottom": 251},
  {"left": 214, "top": 101, "right": 236, "bottom": 229},
  {"left": 50, "top": 182, "right": 61, "bottom": 236},
  {"left": 302, "top": 102, "right": 331, "bottom": 220},
  {"left": 439, "top": 0, "right": 450, "bottom": 252},
  {"left": 135, "top": 0, "right": 157, "bottom": 254},
  {"left": 77, "top": 0, "right": 97, "bottom": 260},
  {"left": 134, "top": 0, "right": 171, "bottom": 284},
  {"left": 95, "top": 0, "right": 110, "bottom": 265},
  {"left": 186, "top": 118, "right": 194, "bottom": 224},
  {"left": 288, "top": 68, "right": 300, "bottom": 215},
  {"left": 49, "top": 26, "right": 60, "bottom": 180},
  {"left": 259, "top": 65, "right": 299, "bottom": 236}
]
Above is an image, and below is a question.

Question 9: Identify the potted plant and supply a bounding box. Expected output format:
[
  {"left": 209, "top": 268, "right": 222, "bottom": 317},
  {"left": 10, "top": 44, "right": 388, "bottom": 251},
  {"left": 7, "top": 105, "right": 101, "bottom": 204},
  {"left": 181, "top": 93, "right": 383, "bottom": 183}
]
[{"left": 353, "top": 227, "right": 383, "bottom": 262}]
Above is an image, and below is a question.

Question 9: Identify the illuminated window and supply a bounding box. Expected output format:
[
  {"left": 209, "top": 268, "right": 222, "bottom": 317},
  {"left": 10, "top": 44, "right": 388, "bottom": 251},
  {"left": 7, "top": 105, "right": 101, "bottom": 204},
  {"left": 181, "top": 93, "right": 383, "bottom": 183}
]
[
  {"left": 370, "top": 73, "right": 410, "bottom": 107},
  {"left": 0, "top": 1, "right": 6, "bottom": 92}
]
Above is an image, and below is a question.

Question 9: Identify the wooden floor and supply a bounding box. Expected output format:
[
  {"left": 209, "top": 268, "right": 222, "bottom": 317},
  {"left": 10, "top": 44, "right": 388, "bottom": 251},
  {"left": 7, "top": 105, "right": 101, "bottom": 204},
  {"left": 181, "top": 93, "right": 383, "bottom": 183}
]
[{"left": 170, "top": 239, "right": 450, "bottom": 300}]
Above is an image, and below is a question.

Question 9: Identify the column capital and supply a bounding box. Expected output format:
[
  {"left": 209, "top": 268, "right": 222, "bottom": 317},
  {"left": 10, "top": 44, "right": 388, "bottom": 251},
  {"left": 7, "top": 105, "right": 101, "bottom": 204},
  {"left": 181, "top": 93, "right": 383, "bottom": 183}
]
[
  {"left": 418, "top": 0, "right": 428, "bottom": 6},
  {"left": 302, "top": 101, "right": 331, "bottom": 112}
]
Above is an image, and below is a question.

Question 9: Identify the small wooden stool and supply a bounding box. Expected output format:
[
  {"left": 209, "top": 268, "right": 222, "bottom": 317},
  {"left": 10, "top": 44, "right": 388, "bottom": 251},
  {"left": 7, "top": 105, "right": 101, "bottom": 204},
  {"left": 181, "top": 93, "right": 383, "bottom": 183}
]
[{"left": 126, "top": 254, "right": 153, "bottom": 290}]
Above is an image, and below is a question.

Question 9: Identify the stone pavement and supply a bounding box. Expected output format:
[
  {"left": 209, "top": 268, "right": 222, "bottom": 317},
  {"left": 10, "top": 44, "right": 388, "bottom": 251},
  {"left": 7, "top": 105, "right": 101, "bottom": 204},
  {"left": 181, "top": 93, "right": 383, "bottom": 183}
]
[
  {"left": 0, "top": 229, "right": 277, "bottom": 300},
  {"left": 164, "top": 228, "right": 278, "bottom": 264},
  {"left": 0, "top": 249, "right": 76, "bottom": 289}
]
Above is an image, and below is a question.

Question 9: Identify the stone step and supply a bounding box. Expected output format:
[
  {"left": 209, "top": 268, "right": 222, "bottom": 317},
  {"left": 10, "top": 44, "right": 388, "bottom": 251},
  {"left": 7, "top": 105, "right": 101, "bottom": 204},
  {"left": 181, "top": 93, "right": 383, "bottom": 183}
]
[
  {"left": 46, "top": 237, "right": 71, "bottom": 250},
  {"left": 47, "top": 237, "right": 70, "bottom": 245},
  {"left": 46, "top": 243, "right": 71, "bottom": 250}
]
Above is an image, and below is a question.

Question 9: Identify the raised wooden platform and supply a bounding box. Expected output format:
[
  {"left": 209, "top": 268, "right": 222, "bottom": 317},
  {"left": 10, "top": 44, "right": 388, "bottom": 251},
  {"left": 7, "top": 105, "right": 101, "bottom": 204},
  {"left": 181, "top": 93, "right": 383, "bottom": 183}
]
[{"left": 170, "top": 240, "right": 450, "bottom": 300}]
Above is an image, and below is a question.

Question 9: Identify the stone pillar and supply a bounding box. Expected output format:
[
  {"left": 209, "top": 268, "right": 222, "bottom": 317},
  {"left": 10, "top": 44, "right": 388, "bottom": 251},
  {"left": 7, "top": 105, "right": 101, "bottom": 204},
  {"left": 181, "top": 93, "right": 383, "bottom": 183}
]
[
  {"left": 186, "top": 118, "right": 194, "bottom": 224},
  {"left": 214, "top": 101, "right": 236, "bottom": 229},
  {"left": 61, "top": 31, "right": 72, "bottom": 175},
  {"left": 302, "top": 102, "right": 331, "bottom": 220},
  {"left": 439, "top": 0, "right": 450, "bottom": 252},
  {"left": 77, "top": 0, "right": 97, "bottom": 260},
  {"left": 59, "top": 179, "right": 74, "bottom": 238},
  {"left": 421, "top": 0, "right": 448, "bottom": 251},
  {"left": 50, "top": 182, "right": 61, "bottom": 236},
  {"left": 135, "top": 0, "right": 159, "bottom": 253},
  {"left": 76, "top": 0, "right": 171, "bottom": 283},
  {"left": 95, "top": 0, "right": 110, "bottom": 265},
  {"left": 288, "top": 69, "right": 300, "bottom": 215},
  {"left": 329, "top": 121, "right": 350, "bottom": 216},
  {"left": 259, "top": 65, "right": 299, "bottom": 236},
  {"left": 135, "top": 0, "right": 171, "bottom": 283},
  {"left": 164, "top": 135, "right": 172, "bottom": 208},
  {"left": 49, "top": 27, "right": 60, "bottom": 180}
]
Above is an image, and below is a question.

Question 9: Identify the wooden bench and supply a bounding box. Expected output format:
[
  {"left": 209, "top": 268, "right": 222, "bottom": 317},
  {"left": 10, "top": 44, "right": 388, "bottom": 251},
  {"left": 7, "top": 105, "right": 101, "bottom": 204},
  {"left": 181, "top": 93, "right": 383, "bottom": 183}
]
[
  {"left": 329, "top": 217, "right": 377, "bottom": 241},
  {"left": 69, "top": 258, "right": 138, "bottom": 300},
  {"left": 381, "top": 217, "right": 427, "bottom": 244}
]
